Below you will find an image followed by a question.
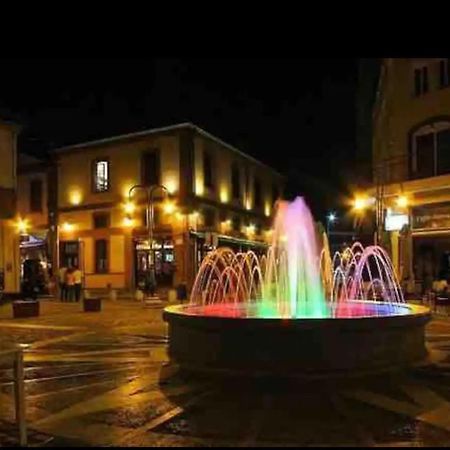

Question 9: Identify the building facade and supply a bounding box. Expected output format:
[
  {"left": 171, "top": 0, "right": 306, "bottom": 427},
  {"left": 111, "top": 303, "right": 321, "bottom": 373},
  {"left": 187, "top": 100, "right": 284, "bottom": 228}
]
[
  {"left": 368, "top": 58, "right": 450, "bottom": 293},
  {"left": 17, "top": 123, "right": 284, "bottom": 294},
  {"left": 0, "top": 119, "right": 21, "bottom": 295}
]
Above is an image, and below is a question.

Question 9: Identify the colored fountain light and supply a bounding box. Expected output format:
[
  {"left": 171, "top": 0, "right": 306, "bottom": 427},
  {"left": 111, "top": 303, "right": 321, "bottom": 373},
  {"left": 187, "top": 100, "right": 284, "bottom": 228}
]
[{"left": 164, "top": 196, "right": 430, "bottom": 377}]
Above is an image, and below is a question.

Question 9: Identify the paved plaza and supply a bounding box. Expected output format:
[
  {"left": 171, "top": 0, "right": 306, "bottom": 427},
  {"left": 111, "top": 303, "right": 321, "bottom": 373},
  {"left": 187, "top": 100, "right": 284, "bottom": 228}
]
[{"left": 2, "top": 299, "right": 450, "bottom": 446}]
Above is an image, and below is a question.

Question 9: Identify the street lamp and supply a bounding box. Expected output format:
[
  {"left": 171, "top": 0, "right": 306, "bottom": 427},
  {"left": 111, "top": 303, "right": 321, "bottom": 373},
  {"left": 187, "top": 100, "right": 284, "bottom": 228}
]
[
  {"left": 326, "top": 212, "right": 336, "bottom": 236},
  {"left": 128, "top": 184, "right": 171, "bottom": 297}
]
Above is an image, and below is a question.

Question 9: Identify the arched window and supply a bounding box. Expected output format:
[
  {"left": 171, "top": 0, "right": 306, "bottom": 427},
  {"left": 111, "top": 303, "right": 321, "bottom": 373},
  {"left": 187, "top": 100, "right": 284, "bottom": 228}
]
[{"left": 410, "top": 120, "right": 450, "bottom": 179}]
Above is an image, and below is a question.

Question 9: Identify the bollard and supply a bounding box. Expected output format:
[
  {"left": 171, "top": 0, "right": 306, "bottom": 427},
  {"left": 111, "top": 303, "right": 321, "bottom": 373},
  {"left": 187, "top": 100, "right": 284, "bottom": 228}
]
[{"left": 13, "top": 345, "right": 27, "bottom": 447}]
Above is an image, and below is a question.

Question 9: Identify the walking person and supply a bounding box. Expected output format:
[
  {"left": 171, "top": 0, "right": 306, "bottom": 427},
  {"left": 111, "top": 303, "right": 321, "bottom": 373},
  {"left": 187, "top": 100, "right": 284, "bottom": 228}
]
[
  {"left": 58, "top": 265, "right": 68, "bottom": 302},
  {"left": 73, "top": 265, "right": 83, "bottom": 302},
  {"left": 66, "top": 267, "right": 75, "bottom": 302}
]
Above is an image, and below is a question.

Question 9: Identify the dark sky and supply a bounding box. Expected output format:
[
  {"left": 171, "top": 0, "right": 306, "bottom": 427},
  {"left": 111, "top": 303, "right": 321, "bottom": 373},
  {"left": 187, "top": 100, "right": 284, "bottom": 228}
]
[{"left": 0, "top": 58, "right": 360, "bottom": 223}]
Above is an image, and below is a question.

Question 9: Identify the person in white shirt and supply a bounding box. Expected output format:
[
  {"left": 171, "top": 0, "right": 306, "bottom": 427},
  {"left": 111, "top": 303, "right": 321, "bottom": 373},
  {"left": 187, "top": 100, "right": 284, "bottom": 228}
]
[{"left": 73, "top": 266, "right": 83, "bottom": 302}]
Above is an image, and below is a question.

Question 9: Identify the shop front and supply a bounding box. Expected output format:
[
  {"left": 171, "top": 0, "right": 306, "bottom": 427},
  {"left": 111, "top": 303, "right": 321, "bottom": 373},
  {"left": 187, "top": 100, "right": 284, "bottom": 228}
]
[
  {"left": 134, "top": 236, "right": 175, "bottom": 290},
  {"left": 20, "top": 231, "right": 51, "bottom": 295},
  {"left": 411, "top": 202, "right": 450, "bottom": 292}
]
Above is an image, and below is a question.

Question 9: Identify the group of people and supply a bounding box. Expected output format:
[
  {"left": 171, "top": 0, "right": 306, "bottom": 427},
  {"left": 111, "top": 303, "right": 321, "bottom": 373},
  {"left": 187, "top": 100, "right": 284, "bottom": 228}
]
[{"left": 58, "top": 265, "right": 83, "bottom": 302}]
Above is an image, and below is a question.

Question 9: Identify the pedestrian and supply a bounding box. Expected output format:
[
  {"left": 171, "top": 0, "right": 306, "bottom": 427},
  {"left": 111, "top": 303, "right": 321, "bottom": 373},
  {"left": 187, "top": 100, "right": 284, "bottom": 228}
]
[
  {"left": 66, "top": 267, "right": 75, "bottom": 302},
  {"left": 58, "top": 265, "right": 68, "bottom": 302},
  {"left": 73, "top": 265, "right": 83, "bottom": 302}
]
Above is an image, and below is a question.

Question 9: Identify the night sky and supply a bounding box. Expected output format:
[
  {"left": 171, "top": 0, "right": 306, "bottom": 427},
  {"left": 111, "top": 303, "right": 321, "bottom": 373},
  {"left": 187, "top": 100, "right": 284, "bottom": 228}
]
[{"left": 0, "top": 58, "right": 363, "bottom": 224}]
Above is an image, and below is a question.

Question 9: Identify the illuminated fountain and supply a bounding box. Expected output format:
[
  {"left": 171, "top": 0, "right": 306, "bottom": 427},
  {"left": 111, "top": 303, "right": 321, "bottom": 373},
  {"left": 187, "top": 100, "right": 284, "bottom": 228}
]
[{"left": 164, "top": 197, "right": 430, "bottom": 377}]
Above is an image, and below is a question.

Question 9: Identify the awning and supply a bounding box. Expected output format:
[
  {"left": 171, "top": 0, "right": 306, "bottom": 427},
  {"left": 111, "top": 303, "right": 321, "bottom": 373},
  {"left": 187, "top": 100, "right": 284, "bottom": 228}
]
[{"left": 20, "top": 234, "right": 46, "bottom": 249}]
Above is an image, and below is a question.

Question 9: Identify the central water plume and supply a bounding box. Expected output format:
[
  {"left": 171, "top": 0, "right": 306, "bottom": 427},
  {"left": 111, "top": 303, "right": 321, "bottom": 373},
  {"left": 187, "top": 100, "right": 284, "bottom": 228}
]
[{"left": 261, "top": 197, "right": 326, "bottom": 317}]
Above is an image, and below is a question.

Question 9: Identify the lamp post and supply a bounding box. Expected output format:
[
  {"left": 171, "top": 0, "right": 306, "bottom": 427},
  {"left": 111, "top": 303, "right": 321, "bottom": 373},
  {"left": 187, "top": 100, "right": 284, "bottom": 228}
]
[{"left": 128, "top": 184, "right": 170, "bottom": 297}]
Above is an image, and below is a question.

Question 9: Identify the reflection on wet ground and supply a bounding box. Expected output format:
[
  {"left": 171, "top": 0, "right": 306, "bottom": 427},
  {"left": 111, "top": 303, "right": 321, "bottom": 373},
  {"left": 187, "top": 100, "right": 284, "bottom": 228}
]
[{"left": 1, "top": 300, "right": 450, "bottom": 446}]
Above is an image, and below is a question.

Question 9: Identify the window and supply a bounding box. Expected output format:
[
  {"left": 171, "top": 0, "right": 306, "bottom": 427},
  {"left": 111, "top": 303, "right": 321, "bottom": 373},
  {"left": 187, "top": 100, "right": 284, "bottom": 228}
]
[
  {"left": 93, "top": 159, "right": 109, "bottom": 192},
  {"left": 203, "top": 208, "right": 216, "bottom": 228},
  {"left": 142, "top": 151, "right": 160, "bottom": 186},
  {"left": 254, "top": 178, "right": 262, "bottom": 208},
  {"left": 414, "top": 66, "right": 429, "bottom": 96},
  {"left": 95, "top": 239, "right": 108, "bottom": 273},
  {"left": 203, "top": 151, "right": 214, "bottom": 190},
  {"left": 29, "top": 179, "right": 43, "bottom": 212},
  {"left": 231, "top": 163, "right": 240, "bottom": 200},
  {"left": 411, "top": 121, "right": 450, "bottom": 179},
  {"left": 93, "top": 212, "right": 110, "bottom": 229},
  {"left": 60, "top": 241, "right": 79, "bottom": 268},
  {"left": 439, "top": 59, "right": 450, "bottom": 88}
]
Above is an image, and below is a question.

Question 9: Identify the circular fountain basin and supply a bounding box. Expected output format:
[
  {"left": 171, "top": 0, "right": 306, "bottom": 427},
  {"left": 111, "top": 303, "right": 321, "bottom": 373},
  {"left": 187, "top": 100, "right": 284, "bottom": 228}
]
[{"left": 163, "top": 301, "right": 431, "bottom": 378}]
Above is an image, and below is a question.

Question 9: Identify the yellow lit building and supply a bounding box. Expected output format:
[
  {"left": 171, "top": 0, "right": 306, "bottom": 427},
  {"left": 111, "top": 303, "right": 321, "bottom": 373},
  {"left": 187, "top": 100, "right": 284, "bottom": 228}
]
[
  {"left": 0, "top": 119, "right": 21, "bottom": 295},
  {"left": 18, "top": 123, "right": 284, "bottom": 294},
  {"left": 368, "top": 58, "right": 450, "bottom": 293}
]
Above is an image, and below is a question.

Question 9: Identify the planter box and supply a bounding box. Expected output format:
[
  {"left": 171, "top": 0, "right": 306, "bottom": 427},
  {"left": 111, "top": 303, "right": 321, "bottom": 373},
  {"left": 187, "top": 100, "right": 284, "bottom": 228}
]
[
  {"left": 12, "top": 300, "right": 40, "bottom": 318},
  {"left": 83, "top": 297, "right": 101, "bottom": 312}
]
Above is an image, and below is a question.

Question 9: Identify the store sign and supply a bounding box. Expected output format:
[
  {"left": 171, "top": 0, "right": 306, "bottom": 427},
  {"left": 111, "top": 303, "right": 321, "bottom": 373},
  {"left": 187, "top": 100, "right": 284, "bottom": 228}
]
[
  {"left": 385, "top": 212, "right": 409, "bottom": 231},
  {"left": 412, "top": 203, "right": 450, "bottom": 229}
]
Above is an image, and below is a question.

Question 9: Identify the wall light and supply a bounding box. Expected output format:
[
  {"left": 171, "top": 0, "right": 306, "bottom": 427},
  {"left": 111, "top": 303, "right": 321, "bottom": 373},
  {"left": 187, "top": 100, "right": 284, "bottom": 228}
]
[
  {"left": 396, "top": 195, "right": 409, "bottom": 208},
  {"left": 220, "top": 187, "right": 229, "bottom": 203},
  {"left": 123, "top": 201, "right": 136, "bottom": 214},
  {"left": 16, "top": 218, "right": 29, "bottom": 234},
  {"left": 195, "top": 177, "right": 204, "bottom": 196},
  {"left": 69, "top": 190, "right": 82, "bottom": 206},
  {"left": 353, "top": 196, "right": 367, "bottom": 211},
  {"left": 123, "top": 216, "right": 134, "bottom": 228},
  {"left": 164, "top": 176, "right": 178, "bottom": 194},
  {"left": 61, "top": 222, "right": 74, "bottom": 233},
  {"left": 163, "top": 200, "right": 176, "bottom": 214}
]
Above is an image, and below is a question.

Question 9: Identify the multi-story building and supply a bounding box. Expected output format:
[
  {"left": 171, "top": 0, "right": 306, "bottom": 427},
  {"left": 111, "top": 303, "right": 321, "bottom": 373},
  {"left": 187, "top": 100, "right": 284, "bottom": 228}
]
[
  {"left": 365, "top": 58, "right": 450, "bottom": 293},
  {"left": 17, "top": 123, "right": 284, "bottom": 294},
  {"left": 0, "top": 119, "right": 21, "bottom": 296}
]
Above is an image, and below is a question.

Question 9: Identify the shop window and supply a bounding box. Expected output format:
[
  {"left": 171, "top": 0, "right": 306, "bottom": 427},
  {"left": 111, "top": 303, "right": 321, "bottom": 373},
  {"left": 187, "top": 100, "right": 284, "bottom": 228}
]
[
  {"left": 93, "top": 212, "right": 110, "bottom": 229},
  {"left": 30, "top": 179, "right": 43, "bottom": 212},
  {"left": 92, "top": 159, "right": 109, "bottom": 193},
  {"left": 95, "top": 239, "right": 108, "bottom": 273}
]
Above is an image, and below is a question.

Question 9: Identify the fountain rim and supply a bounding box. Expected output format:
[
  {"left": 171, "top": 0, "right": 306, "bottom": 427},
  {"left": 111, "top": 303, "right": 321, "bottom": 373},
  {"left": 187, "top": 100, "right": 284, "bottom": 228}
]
[{"left": 163, "top": 301, "right": 431, "bottom": 327}]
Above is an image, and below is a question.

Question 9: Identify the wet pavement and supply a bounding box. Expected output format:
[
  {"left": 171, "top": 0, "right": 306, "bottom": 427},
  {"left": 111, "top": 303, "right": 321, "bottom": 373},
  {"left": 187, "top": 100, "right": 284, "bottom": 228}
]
[{"left": 2, "top": 299, "right": 450, "bottom": 446}]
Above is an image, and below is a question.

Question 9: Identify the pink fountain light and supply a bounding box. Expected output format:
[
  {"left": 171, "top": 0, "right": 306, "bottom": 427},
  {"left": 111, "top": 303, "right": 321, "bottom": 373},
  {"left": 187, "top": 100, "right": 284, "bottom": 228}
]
[{"left": 189, "top": 196, "right": 407, "bottom": 319}]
